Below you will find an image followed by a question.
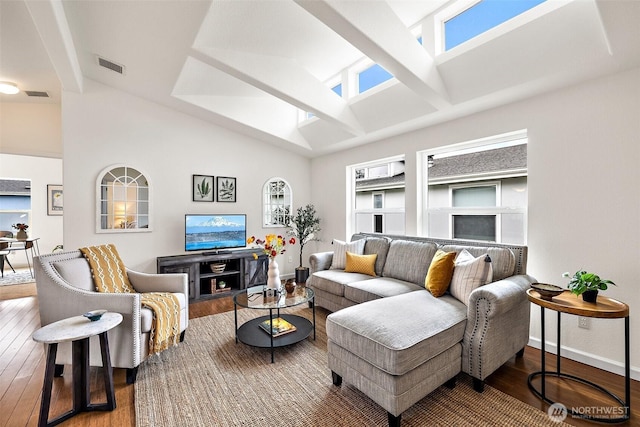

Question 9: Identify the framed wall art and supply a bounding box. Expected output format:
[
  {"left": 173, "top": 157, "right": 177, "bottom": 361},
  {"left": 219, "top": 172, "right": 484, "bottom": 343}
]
[
  {"left": 47, "top": 184, "right": 64, "bottom": 215},
  {"left": 193, "top": 175, "right": 214, "bottom": 202},
  {"left": 216, "top": 176, "right": 236, "bottom": 202}
]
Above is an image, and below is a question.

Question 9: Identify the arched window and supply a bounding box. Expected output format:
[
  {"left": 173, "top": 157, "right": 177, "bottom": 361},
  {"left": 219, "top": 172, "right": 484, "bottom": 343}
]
[
  {"left": 263, "top": 178, "right": 292, "bottom": 227},
  {"left": 96, "top": 165, "right": 151, "bottom": 232}
]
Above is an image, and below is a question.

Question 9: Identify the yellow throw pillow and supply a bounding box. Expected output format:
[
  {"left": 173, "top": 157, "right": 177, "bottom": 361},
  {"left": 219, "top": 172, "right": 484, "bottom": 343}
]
[
  {"left": 345, "top": 251, "right": 377, "bottom": 276},
  {"left": 425, "top": 249, "right": 456, "bottom": 297}
]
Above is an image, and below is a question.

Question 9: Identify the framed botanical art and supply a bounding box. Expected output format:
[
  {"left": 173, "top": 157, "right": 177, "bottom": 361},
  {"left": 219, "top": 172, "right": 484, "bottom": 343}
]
[
  {"left": 217, "top": 176, "right": 236, "bottom": 202},
  {"left": 47, "top": 184, "right": 63, "bottom": 215},
  {"left": 193, "top": 175, "right": 214, "bottom": 202}
]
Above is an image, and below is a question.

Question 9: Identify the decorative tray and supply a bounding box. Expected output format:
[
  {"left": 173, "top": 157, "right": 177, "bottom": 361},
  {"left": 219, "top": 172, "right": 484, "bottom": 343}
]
[{"left": 530, "top": 283, "right": 564, "bottom": 301}]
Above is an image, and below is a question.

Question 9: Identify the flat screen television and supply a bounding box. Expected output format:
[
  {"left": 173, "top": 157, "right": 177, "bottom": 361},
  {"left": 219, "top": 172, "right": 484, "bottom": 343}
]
[{"left": 185, "top": 214, "right": 247, "bottom": 252}]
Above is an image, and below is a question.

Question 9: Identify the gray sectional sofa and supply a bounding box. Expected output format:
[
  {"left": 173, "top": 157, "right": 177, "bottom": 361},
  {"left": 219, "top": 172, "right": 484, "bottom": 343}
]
[{"left": 307, "top": 233, "right": 535, "bottom": 427}]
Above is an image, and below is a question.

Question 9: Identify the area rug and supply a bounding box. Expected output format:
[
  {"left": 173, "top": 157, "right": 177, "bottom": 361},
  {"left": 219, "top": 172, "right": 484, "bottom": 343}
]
[
  {"left": 135, "top": 307, "right": 568, "bottom": 426},
  {"left": 0, "top": 270, "right": 34, "bottom": 286}
]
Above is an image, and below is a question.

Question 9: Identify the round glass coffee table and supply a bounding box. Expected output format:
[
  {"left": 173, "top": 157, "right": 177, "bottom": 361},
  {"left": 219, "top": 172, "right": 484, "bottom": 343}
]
[{"left": 234, "top": 285, "right": 315, "bottom": 363}]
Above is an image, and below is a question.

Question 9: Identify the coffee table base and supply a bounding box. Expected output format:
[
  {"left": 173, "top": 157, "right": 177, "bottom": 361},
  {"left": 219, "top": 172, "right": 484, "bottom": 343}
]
[{"left": 236, "top": 314, "right": 313, "bottom": 362}]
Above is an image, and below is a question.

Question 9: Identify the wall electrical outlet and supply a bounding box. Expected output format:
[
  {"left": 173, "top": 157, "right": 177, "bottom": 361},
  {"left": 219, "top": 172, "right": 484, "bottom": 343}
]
[
  {"left": 578, "top": 316, "right": 590, "bottom": 329},
  {"left": 288, "top": 256, "right": 293, "bottom": 263}
]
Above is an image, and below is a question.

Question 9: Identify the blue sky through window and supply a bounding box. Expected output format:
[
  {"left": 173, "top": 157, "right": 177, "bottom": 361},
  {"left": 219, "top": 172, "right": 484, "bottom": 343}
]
[
  {"left": 332, "top": 83, "right": 342, "bottom": 97},
  {"left": 358, "top": 64, "right": 393, "bottom": 94},
  {"left": 445, "top": 0, "right": 546, "bottom": 51}
]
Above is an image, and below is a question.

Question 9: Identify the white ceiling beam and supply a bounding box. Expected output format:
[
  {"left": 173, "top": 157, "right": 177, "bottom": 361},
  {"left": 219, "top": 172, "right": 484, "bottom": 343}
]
[
  {"left": 295, "top": 0, "right": 450, "bottom": 110},
  {"left": 24, "top": 0, "right": 83, "bottom": 93},
  {"left": 191, "top": 47, "right": 365, "bottom": 137}
]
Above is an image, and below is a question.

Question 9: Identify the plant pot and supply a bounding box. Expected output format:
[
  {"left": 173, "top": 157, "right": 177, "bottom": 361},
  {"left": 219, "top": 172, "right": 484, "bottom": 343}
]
[
  {"left": 582, "top": 290, "right": 598, "bottom": 303},
  {"left": 295, "top": 267, "right": 309, "bottom": 284},
  {"left": 16, "top": 230, "right": 27, "bottom": 240}
]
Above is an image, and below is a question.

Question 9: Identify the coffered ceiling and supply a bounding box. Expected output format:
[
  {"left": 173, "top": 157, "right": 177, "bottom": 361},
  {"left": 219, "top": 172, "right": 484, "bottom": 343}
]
[{"left": 1, "top": 0, "right": 639, "bottom": 157}]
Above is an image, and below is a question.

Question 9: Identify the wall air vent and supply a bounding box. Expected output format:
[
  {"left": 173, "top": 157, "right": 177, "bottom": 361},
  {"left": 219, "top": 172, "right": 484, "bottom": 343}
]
[
  {"left": 97, "top": 56, "right": 125, "bottom": 74},
  {"left": 24, "top": 91, "right": 50, "bottom": 97}
]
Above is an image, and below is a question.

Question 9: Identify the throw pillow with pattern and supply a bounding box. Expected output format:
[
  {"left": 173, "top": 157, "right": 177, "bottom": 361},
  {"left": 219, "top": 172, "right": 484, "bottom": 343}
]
[
  {"left": 450, "top": 249, "right": 493, "bottom": 304},
  {"left": 330, "top": 239, "right": 366, "bottom": 270},
  {"left": 345, "top": 251, "right": 377, "bottom": 276}
]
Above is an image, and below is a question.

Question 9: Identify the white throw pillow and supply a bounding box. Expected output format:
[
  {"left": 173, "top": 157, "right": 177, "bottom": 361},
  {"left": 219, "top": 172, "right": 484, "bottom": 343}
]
[
  {"left": 330, "top": 239, "right": 366, "bottom": 270},
  {"left": 449, "top": 249, "right": 493, "bottom": 304}
]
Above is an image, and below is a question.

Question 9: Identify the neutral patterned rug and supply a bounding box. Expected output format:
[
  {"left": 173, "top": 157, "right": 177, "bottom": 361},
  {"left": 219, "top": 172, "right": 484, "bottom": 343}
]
[
  {"left": 0, "top": 270, "right": 35, "bottom": 286},
  {"left": 135, "top": 306, "right": 568, "bottom": 426}
]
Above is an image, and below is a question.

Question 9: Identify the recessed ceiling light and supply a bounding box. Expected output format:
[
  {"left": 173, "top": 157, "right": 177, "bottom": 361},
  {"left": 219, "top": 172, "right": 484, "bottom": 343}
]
[{"left": 0, "top": 81, "right": 20, "bottom": 95}]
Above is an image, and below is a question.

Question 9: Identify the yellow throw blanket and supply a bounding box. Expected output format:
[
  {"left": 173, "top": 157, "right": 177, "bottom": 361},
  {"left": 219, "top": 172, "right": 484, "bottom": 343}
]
[{"left": 80, "top": 244, "right": 181, "bottom": 354}]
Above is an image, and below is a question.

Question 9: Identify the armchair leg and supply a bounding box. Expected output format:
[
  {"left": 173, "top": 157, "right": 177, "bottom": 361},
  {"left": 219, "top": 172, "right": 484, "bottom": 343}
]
[
  {"left": 516, "top": 347, "right": 525, "bottom": 358},
  {"left": 388, "top": 412, "right": 401, "bottom": 427},
  {"left": 180, "top": 330, "right": 186, "bottom": 342},
  {"left": 473, "top": 378, "right": 485, "bottom": 393},
  {"left": 126, "top": 367, "right": 139, "bottom": 385},
  {"left": 54, "top": 364, "right": 64, "bottom": 377},
  {"left": 331, "top": 371, "right": 342, "bottom": 386}
]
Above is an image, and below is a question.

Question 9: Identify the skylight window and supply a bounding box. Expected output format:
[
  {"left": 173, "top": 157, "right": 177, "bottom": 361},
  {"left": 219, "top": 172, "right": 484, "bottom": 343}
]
[
  {"left": 332, "top": 83, "right": 342, "bottom": 97},
  {"left": 444, "top": 0, "right": 546, "bottom": 51},
  {"left": 357, "top": 64, "right": 393, "bottom": 94}
]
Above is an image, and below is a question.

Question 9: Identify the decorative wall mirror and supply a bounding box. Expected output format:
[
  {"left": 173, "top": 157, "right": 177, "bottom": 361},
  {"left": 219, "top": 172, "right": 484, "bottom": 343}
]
[
  {"left": 263, "top": 177, "right": 292, "bottom": 227},
  {"left": 96, "top": 165, "right": 151, "bottom": 233}
]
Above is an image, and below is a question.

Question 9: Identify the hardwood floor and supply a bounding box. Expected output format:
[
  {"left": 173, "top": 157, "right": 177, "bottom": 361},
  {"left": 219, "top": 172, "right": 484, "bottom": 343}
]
[{"left": 1, "top": 292, "right": 637, "bottom": 427}]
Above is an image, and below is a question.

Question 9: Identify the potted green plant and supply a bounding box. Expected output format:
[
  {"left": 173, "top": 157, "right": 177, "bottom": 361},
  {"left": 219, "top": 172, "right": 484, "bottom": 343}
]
[
  {"left": 562, "top": 270, "right": 616, "bottom": 303},
  {"left": 287, "top": 204, "right": 321, "bottom": 284}
]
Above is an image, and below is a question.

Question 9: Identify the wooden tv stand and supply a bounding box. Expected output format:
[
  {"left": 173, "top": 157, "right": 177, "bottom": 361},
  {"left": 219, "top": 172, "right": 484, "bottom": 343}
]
[{"left": 157, "top": 249, "right": 268, "bottom": 302}]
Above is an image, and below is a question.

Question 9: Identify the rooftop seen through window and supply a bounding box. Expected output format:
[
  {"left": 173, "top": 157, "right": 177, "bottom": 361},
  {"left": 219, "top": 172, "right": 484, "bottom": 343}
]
[{"left": 444, "top": 0, "right": 546, "bottom": 51}]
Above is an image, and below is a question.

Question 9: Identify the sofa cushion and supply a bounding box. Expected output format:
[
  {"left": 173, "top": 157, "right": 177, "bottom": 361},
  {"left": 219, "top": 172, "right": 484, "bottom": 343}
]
[
  {"left": 449, "top": 249, "right": 493, "bottom": 304},
  {"left": 363, "top": 236, "right": 391, "bottom": 276},
  {"left": 382, "top": 240, "right": 438, "bottom": 286},
  {"left": 345, "top": 252, "right": 377, "bottom": 276},
  {"left": 441, "top": 245, "right": 515, "bottom": 281},
  {"left": 424, "top": 250, "right": 456, "bottom": 297},
  {"left": 311, "top": 269, "right": 374, "bottom": 297},
  {"left": 326, "top": 291, "right": 467, "bottom": 376},
  {"left": 330, "top": 239, "right": 366, "bottom": 270},
  {"left": 53, "top": 258, "right": 95, "bottom": 291},
  {"left": 344, "top": 277, "right": 424, "bottom": 304}
]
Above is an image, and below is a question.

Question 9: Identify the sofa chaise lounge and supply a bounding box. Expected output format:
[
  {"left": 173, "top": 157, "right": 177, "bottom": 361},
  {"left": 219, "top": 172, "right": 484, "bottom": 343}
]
[{"left": 308, "top": 233, "right": 535, "bottom": 426}]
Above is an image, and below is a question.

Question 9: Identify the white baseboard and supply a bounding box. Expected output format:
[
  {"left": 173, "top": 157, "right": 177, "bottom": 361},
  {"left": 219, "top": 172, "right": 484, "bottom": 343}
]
[{"left": 527, "top": 337, "right": 640, "bottom": 381}]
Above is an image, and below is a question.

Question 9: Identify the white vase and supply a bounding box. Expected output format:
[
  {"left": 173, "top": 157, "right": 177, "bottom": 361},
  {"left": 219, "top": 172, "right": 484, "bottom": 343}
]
[{"left": 266, "top": 258, "right": 281, "bottom": 290}]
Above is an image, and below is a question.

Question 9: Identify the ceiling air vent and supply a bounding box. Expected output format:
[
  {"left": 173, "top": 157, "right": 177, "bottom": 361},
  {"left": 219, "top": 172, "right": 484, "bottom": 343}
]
[
  {"left": 25, "top": 91, "right": 50, "bottom": 97},
  {"left": 97, "top": 56, "right": 125, "bottom": 74}
]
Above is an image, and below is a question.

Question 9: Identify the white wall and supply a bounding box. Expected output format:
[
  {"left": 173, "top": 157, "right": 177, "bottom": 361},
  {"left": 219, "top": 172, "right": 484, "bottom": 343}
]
[
  {"left": 62, "top": 79, "right": 311, "bottom": 276},
  {"left": 0, "top": 103, "right": 62, "bottom": 157},
  {"left": 310, "top": 67, "right": 640, "bottom": 378},
  {"left": 0, "top": 154, "right": 63, "bottom": 267}
]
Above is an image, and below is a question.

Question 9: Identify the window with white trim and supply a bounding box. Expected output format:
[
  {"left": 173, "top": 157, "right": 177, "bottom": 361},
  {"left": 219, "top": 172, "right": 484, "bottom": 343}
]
[
  {"left": 419, "top": 130, "right": 527, "bottom": 244},
  {"left": 348, "top": 156, "right": 405, "bottom": 236},
  {"left": 450, "top": 182, "right": 499, "bottom": 241}
]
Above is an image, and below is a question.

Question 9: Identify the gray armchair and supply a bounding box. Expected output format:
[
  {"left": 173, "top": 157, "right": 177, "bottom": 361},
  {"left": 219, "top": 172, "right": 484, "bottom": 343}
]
[{"left": 34, "top": 250, "right": 189, "bottom": 383}]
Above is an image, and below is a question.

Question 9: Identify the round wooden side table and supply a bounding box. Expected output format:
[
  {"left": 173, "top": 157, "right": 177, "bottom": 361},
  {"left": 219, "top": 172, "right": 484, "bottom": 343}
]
[
  {"left": 32, "top": 312, "right": 123, "bottom": 427},
  {"left": 527, "top": 289, "right": 629, "bottom": 423}
]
